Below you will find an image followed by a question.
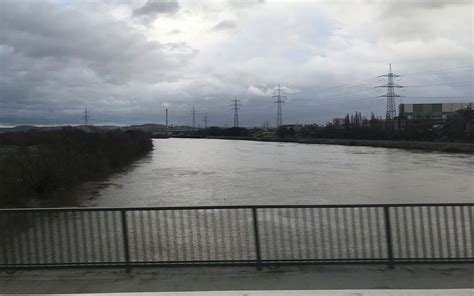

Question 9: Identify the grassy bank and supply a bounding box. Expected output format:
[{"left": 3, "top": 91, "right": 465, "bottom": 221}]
[
  {"left": 0, "top": 128, "right": 153, "bottom": 208},
  {"left": 206, "top": 136, "right": 474, "bottom": 153}
]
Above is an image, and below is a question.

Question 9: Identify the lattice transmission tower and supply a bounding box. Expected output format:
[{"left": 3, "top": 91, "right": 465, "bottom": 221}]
[
  {"left": 231, "top": 98, "right": 241, "bottom": 127},
  {"left": 273, "top": 84, "right": 286, "bottom": 127},
  {"left": 376, "top": 64, "right": 403, "bottom": 120},
  {"left": 83, "top": 108, "right": 90, "bottom": 126},
  {"left": 191, "top": 106, "right": 196, "bottom": 129},
  {"left": 202, "top": 115, "right": 209, "bottom": 129}
]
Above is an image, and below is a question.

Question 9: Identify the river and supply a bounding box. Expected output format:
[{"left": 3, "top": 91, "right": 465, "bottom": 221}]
[{"left": 69, "top": 138, "right": 473, "bottom": 207}]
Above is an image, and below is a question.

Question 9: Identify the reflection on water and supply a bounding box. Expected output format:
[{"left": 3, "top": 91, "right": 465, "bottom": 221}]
[{"left": 69, "top": 138, "right": 473, "bottom": 207}]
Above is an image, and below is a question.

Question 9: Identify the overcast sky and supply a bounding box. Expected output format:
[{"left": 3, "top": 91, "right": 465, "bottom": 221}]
[{"left": 0, "top": 0, "right": 472, "bottom": 127}]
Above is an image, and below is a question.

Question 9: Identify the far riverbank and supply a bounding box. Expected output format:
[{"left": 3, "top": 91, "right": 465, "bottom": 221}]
[{"left": 198, "top": 136, "right": 474, "bottom": 153}]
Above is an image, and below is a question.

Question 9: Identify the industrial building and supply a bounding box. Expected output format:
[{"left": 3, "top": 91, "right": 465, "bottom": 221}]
[{"left": 399, "top": 102, "right": 473, "bottom": 120}]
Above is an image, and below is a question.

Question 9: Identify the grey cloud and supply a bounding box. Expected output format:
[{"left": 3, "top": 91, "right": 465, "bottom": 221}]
[
  {"left": 211, "top": 20, "right": 236, "bottom": 31},
  {"left": 133, "top": 0, "right": 179, "bottom": 24},
  {"left": 0, "top": 0, "right": 196, "bottom": 126}
]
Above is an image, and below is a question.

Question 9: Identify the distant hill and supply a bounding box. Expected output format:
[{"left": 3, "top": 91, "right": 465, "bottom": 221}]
[{"left": 0, "top": 123, "right": 171, "bottom": 133}]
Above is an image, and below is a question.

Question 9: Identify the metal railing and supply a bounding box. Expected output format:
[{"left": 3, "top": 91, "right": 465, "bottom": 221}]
[{"left": 0, "top": 203, "right": 472, "bottom": 270}]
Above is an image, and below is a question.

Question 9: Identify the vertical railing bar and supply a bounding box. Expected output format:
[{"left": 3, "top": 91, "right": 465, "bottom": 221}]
[
  {"left": 56, "top": 212, "right": 65, "bottom": 264},
  {"left": 334, "top": 208, "right": 343, "bottom": 259},
  {"left": 40, "top": 212, "right": 49, "bottom": 265},
  {"left": 79, "top": 212, "right": 87, "bottom": 264},
  {"left": 120, "top": 210, "right": 131, "bottom": 272},
  {"left": 87, "top": 211, "right": 96, "bottom": 263},
  {"left": 211, "top": 209, "right": 219, "bottom": 261},
  {"left": 147, "top": 210, "right": 156, "bottom": 262},
  {"left": 285, "top": 208, "right": 296, "bottom": 261},
  {"left": 203, "top": 209, "right": 212, "bottom": 261},
  {"left": 0, "top": 213, "right": 8, "bottom": 266},
  {"left": 24, "top": 212, "right": 32, "bottom": 265},
  {"left": 468, "top": 206, "right": 473, "bottom": 258},
  {"left": 393, "top": 207, "right": 402, "bottom": 259},
  {"left": 410, "top": 207, "right": 419, "bottom": 259},
  {"left": 350, "top": 207, "right": 358, "bottom": 259},
  {"left": 235, "top": 209, "right": 244, "bottom": 261},
  {"left": 374, "top": 207, "right": 384, "bottom": 259},
  {"left": 7, "top": 213, "right": 16, "bottom": 266},
  {"left": 68, "top": 211, "right": 81, "bottom": 263},
  {"left": 112, "top": 211, "right": 121, "bottom": 263},
  {"left": 72, "top": 212, "right": 80, "bottom": 263},
  {"left": 452, "top": 206, "right": 461, "bottom": 259},
  {"left": 418, "top": 207, "right": 427, "bottom": 259},
  {"left": 301, "top": 208, "right": 310, "bottom": 260},
  {"left": 260, "top": 209, "right": 269, "bottom": 260},
  {"left": 402, "top": 207, "right": 411, "bottom": 259},
  {"left": 342, "top": 208, "right": 351, "bottom": 259},
  {"left": 217, "top": 209, "right": 227, "bottom": 261},
  {"left": 459, "top": 206, "right": 468, "bottom": 258},
  {"left": 383, "top": 206, "right": 394, "bottom": 269},
  {"left": 435, "top": 206, "right": 444, "bottom": 258},
  {"left": 242, "top": 209, "right": 251, "bottom": 260},
  {"left": 139, "top": 210, "right": 149, "bottom": 262},
  {"left": 50, "top": 212, "right": 59, "bottom": 264},
  {"left": 32, "top": 212, "right": 40, "bottom": 265},
  {"left": 427, "top": 207, "right": 436, "bottom": 259},
  {"left": 443, "top": 206, "right": 451, "bottom": 258},
  {"left": 155, "top": 210, "right": 164, "bottom": 262},
  {"left": 131, "top": 211, "right": 140, "bottom": 262},
  {"left": 277, "top": 208, "right": 286, "bottom": 260},
  {"left": 104, "top": 211, "right": 113, "bottom": 263},
  {"left": 317, "top": 208, "right": 326, "bottom": 260},
  {"left": 309, "top": 208, "right": 318, "bottom": 260},
  {"left": 358, "top": 207, "right": 367, "bottom": 260},
  {"left": 96, "top": 211, "right": 105, "bottom": 263},
  {"left": 16, "top": 213, "right": 25, "bottom": 266},
  {"left": 270, "top": 209, "right": 278, "bottom": 260},
  {"left": 366, "top": 207, "right": 375, "bottom": 259},
  {"left": 163, "top": 210, "right": 171, "bottom": 262},
  {"left": 224, "top": 209, "right": 234, "bottom": 261},
  {"left": 326, "top": 208, "right": 335, "bottom": 260},
  {"left": 187, "top": 210, "right": 196, "bottom": 261},
  {"left": 294, "top": 208, "right": 303, "bottom": 260},
  {"left": 252, "top": 208, "right": 262, "bottom": 269},
  {"left": 12, "top": 213, "right": 22, "bottom": 266},
  {"left": 194, "top": 210, "right": 203, "bottom": 262},
  {"left": 63, "top": 211, "right": 73, "bottom": 264}
]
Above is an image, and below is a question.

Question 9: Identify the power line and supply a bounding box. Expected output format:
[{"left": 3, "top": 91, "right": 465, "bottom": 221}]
[
  {"left": 376, "top": 64, "right": 403, "bottom": 120},
  {"left": 273, "top": 84, "right": 286, "bottom": 127},
  {"left": 403, "top": 64, "right": 474, "bottom": 77}
]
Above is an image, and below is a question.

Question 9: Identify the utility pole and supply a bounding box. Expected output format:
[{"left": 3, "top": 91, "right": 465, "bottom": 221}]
[
  {"left": 165, "top": 109, "right": 168, "bottom": 129},
  {"left": 231, "top": 98, "right": 241, "bottom": 127},
  {"left": 192, "top": 106, "right": 196, "bottom": 129},
  {"left": 273, "top": 84, "right": 286, "bottom": 127},
  {"left": 202, "top": 115, "right": 209, "bottom": 129},
  {"left": 83, "top": 108, "right": 90, "bottom": 126},
  {"left": 376, "top": 64, "right": 403, "bottom": 120}
]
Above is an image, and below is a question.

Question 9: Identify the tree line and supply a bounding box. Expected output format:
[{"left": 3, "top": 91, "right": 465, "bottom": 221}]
[{"left": 0, "top": 128, "right": 153, "bottom": 207}]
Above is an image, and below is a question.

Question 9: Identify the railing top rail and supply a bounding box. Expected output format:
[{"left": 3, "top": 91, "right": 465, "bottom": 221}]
[{"left": 0, "top": 202, "right": 473, "bottom": 212}]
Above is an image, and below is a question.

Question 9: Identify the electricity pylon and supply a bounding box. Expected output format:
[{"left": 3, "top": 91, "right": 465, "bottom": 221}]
[
  {"left": 376, "top": 64, "right": 403, "bottom": 120},
  {"left": 273, "top": 84, "right": 286, "bottom": 127}
]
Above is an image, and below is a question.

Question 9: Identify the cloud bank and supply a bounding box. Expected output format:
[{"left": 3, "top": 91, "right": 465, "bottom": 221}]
[{"left": 0, "top": 0, "right": 472, "bottom": 126}]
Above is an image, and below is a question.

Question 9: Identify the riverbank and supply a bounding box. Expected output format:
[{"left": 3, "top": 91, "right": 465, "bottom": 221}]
[
  {"left": 0, "top": 129, "right": 153, "bottom": 208},
  {"left": 203, "top": 136, "right": 474, "bottom": 153}
]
